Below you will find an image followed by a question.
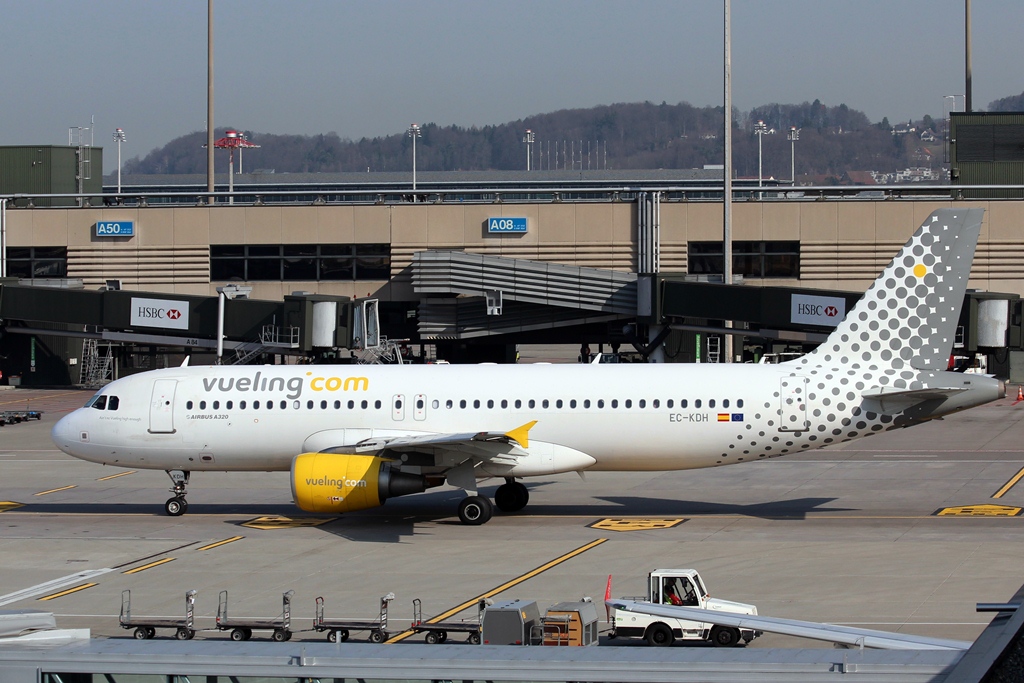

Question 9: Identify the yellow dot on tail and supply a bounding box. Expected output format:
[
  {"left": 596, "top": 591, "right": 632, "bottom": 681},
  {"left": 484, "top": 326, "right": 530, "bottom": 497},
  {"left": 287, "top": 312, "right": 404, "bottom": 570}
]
[{"left": 913, "top": 264, "right": 927, "bottom": 278}]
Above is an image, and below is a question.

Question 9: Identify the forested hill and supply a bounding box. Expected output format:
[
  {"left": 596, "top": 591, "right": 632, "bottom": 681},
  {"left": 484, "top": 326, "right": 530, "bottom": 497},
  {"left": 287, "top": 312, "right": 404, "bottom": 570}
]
[{"left": 120, "top": 95, "right": 1020, "bottom": 181}]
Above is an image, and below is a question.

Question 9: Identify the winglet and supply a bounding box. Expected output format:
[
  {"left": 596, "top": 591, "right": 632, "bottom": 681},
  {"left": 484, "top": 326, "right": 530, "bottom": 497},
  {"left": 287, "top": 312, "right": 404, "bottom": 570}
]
[{"left": 505, "top": 420, "right": 538, "bottom": 449}]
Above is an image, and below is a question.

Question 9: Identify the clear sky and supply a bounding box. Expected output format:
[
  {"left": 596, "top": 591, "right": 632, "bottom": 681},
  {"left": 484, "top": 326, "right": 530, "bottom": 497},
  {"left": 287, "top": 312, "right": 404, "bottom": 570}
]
[{"left": 2, "top": 0, "right": 1021, "bottom": 173}]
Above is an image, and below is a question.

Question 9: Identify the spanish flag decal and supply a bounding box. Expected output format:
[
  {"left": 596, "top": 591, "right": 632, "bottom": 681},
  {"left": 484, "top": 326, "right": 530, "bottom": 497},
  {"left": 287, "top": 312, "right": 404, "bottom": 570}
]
[{"left": 717, "top": 413, "right": 730, "bottom": 422}]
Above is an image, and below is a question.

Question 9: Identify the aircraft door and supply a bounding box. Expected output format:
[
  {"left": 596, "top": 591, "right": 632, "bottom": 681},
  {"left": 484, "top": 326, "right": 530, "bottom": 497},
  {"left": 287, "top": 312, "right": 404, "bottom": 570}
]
[
  {"left": 413, "top": 394, "right": 426, "bottom": 421},
  {"left": 392, "top": 394, "right": 405, "bottom": 421},
  {"left": 779, "top": 377, "right": 809, "bottom": 432},
  {"left": 149, "top": 379, "right": 177, "bottom": 434}
]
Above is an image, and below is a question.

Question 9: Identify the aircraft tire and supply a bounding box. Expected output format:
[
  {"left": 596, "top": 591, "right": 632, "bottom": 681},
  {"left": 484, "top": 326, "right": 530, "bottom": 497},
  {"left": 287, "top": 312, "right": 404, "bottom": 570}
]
[
  {"left": 494, "top": 483, "right": 529, "bottom": 512},
  {"left": 165, "top": 497, "right": 187, "bottom": 516},
  {"left": 458, "top": 496, "right": 493, "bottom": 525}
]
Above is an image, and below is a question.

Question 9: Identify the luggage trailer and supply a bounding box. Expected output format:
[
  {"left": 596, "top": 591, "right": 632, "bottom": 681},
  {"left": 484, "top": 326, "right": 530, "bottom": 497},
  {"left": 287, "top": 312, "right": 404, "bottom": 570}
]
[
  {"left": 216, "top": 590, "right": 294, "bottom": 642},
  {"left": 119, "top": 590, "right": 197, "bottom": 640},
  {"left": 0, "top": 409, "right": 42, "bottom": 426},
  {"left": 410, "top": 598, "right": 485, "bottom": 644},
  {"left": 314, "top": 593, "right": 394, "bottom": 643}
]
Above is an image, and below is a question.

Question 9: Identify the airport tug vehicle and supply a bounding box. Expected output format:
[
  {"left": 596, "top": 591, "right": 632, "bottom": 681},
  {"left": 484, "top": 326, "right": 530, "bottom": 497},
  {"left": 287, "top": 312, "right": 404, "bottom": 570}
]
[{"left": 608, "top": 569, "right": 760, "bottom": 647}]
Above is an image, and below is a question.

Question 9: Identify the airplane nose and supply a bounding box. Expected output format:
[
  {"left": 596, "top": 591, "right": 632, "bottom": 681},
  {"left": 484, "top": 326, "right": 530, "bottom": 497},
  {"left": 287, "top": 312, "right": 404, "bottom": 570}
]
[{"left": 51, "top": 412, "right": 79, "bottom": 453}]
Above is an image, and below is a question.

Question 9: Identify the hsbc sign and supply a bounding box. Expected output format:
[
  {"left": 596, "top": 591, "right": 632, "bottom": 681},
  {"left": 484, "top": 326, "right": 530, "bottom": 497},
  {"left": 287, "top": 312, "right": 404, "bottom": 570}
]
[
  {"left": 130, "top": 297, "right": 190, "bottom": 331},
  {"left": 791, "top": 294, "right": 846, "bottom": 327}
]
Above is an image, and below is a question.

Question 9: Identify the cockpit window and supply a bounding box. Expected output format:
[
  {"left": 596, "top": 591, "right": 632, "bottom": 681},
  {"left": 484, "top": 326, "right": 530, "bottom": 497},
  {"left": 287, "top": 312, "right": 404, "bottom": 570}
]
[
  {"left": 107, "top": 396, "right": 120, "bottom": 411},
  {"left": 84, "top": 393, "right": 102, "bottom": 408},
  {"left": 90, "top": 395, "right": 108, "bottom": 411}
]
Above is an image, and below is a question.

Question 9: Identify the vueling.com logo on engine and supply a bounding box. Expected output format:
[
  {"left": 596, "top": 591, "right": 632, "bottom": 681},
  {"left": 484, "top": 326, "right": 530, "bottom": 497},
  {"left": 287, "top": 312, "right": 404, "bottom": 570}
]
[{"left": 306, "top": 477, "right": 368, "bottom": 490}]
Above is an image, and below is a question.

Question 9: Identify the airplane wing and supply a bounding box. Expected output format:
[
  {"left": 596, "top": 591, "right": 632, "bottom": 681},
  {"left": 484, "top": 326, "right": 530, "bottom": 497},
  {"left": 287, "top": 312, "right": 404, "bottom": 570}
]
[
  {"left": 606, "top": 600, "right": 971, "bottom": 651},
  {"left": 320, "top": 421, "right": 541, "bottom": 469},
  {"left": 861, "top": 386, "right": 968, "bottom": 413}
]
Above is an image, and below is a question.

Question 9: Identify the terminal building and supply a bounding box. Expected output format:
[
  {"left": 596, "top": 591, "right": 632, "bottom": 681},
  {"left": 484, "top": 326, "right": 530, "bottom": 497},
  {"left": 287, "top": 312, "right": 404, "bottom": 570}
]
[{"left": 3, "top": 148, "right": 1024, "bottom": 385}]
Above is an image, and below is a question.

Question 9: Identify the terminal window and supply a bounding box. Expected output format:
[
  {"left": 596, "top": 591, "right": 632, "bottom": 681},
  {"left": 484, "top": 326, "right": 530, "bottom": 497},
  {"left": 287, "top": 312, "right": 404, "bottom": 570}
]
[
  {"left": 5, "top": 247, "right": 67, "bottom": 279},
  {"left": 687, "top": 240, "right": 799, "bottom": 278},
  {"left": 211, "top": 244, "right": 390, "bottom": 281}
]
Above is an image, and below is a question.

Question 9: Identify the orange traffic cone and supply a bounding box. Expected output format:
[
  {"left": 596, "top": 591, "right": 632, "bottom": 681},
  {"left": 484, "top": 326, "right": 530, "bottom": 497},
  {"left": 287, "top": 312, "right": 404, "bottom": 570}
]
[{"left": 1016, "top": 386, "right": 1023, "bottom": 402}]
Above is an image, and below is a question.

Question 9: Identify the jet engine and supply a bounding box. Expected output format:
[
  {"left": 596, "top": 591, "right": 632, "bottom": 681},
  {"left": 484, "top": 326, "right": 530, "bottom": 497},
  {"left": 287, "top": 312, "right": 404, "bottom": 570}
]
[{"left": 291, "top": 453, "right": 427, "bottom": 513}]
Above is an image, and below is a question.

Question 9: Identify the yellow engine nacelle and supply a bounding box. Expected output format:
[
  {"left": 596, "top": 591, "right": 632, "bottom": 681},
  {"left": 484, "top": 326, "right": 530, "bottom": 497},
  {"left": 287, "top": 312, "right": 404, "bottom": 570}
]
[{"left": 290, "top": 453, "right": 427, "bottom": 514}]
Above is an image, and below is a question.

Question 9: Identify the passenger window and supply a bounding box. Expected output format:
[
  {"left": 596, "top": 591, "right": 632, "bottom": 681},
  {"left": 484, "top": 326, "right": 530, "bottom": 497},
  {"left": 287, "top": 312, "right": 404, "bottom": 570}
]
[
  {"left": 280, "top": 401, "right": 287, "bottom": 409},
  {"left": 570, "top": 399, "right": 577, "bottom": 408},
  {"left": 625, "top": 399, "right": 632, "bottom": 408},
  {"left": 266, "top": 401, "right": 273, "bottom": 410},
  {"left": 473, "top": 400, "right": 480, "bottom": 409},
  {"left": 667, "top": 399, "right": 674, "bottom": 408},
  {"left": 584, "top": 399, "right": 591, "bottom": 408},
  {"left": 694, "top": 399, "right": 701, "bottom": 408},
  {"left": 186, "top": 400, "right": 194, "bottom": 410},
  {"left": 653, "top": 399, "right": 659, "bottom": 408},
  {"left": 611, "top": 399, "right": 618, "bottom": 409},
  {"left": 321, "top": 400, "right": 327, "bottom": 409},
  {"left": 723, "top": 399, "right": 730, "bottom": 408},
  {"left": 332, "top": 400, "right": 339, "bottom": 409},
  {"left": 253, "top": 400, "right": 260, "bottom": 409},
  {"left": 226, "top": 400, "right": 233, "bottom": 410},
  {"left": 432, "top": 400, "right": 439, "bottom": 409},
  {"left": 709, "top": 399, "right": 715, "bottom": 408},
  {"left": 361, "top": 400, "right": 368, "bottom": 409},
  {"left": 460, "top": 399, "right": 467, "bottom": 409},
  {"left": 737, "top": 399, "right": 744, "bottom": 408},
  {"left": 597, "top": 399, "right": 604, "bottom": 408},
  {"left": 293, "top": 401, "right": 300, "bottom": 410},
  {"left": 542, "top": 399, "right": 549, "bottom": 409},
  {"left": 418, "top": 399, "right": 425, "bottom": 409},
  {"left": 240, "top": 400, "right": 247, "bottom": 409},
  {"left": 446, "top": 399, "right": 454, "bottom": 409},
  {"left": 514, "top": 399, "right": 522, "bottom": 409},
  {"left": 680, "top": 399, "right": 687, "bottom": 408},
  {"left": 396, "top": 399, "right": 403, "bottom": 409},
  {"left": 486, "top": 399, "right": 493, "bottom": 409},
  {"left": 375, "top": 400, "right": 381, "bottom": 409},
  {"left": 556, "top": 399, "right": 563, "bottom": 408},
  {"left": 199, "top": 400, "right": 206, "bottom": 410},
  {"left": 108, "top": 396, "right": 120, "bottom": 411},
  {"left": 213, "top": 401, "right": 220, "bottom": 410},
  {"left": 348, "top": 400, "right": 355, "bottom": 409},
  {"left": 501, "top": 399, "right": 508, "bottom": 409},
  {"left": 528, "top": 400, "right": 536, "bottom": 409}
]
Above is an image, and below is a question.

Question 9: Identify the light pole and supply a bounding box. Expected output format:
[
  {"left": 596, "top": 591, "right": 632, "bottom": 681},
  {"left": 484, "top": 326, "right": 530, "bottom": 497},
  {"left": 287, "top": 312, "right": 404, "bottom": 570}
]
[
  {"left": 754, "top": 120, "right": 768, "bottom": 198},
  {"left": 787, "top": 126, "right": 800, "bottom": 186},
  {"left": 407, "top": 123, "right": 421, "bottom": 196},
  {"left": 113, "top": 128, "right": 126, "bottom": 195},
  {"left": 523, "top": 129, "right": 535, "bottom": 170}
]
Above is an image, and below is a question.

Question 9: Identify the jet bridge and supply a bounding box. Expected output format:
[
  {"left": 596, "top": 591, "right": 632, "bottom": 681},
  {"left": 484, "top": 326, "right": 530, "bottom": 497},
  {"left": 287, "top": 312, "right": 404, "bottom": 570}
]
[{"left": 0, "top": 281, "right": 363, "bottom": 386}]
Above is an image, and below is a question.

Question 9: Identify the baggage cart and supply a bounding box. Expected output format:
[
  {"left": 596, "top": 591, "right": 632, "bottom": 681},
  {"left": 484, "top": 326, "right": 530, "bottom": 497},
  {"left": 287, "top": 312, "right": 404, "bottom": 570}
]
[
  {"left": 215, "top": 590, "right": 293, "bottom": 642},
  {"left": 410, "top": 597, "right": 485, "bottom": 644},
  {"left": 314, "top": 593, "right": 394, "bottom": 643},
  {"left": 119, "top": 589, "right": 197, "bottom": 640}
]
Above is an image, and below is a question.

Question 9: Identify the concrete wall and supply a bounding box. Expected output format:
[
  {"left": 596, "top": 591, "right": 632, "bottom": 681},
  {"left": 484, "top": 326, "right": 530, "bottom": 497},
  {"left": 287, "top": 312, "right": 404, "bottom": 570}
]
[{"left": 6, "top": 199, "right": 1024, "bottom": 299}]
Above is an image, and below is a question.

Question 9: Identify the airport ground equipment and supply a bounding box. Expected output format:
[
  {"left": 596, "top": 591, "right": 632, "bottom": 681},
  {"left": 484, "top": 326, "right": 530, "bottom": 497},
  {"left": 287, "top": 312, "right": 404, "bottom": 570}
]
[
  {"left": 542, "top": 599, "right": 600, "bottom": 646},
  {"left": 119, "top": 590, "right": 196, "bottom": 640},
  {"left": 215, "top": 590, "right": 293, "bottom": 642},
  {"left": 314, "top": 593, "right": 394, "bottom": 643},
  {"left": 410, "top": 598, "right": 485, "bottom": 644},
  {"left": 607, "top": 569, "right": 759, "bottom": 647},
  {"left": 0, "top": 409, "right": 42, "bottom": 426},
  {"left": 480, "top": 600, "right": 542, "bottom": 646}
]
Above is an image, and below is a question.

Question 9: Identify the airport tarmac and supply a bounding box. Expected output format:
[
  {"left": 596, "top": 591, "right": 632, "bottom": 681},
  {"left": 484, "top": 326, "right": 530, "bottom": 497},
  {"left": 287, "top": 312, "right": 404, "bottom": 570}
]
[{"left": 1, "top": 382, "right": 1022, "bottom": 649}]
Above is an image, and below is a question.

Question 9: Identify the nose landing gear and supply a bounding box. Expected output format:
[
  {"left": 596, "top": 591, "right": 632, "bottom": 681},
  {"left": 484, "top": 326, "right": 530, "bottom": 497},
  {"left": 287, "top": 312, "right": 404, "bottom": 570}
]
[{"left": 164, "top": 470, "right": 190, "bottom": 516}]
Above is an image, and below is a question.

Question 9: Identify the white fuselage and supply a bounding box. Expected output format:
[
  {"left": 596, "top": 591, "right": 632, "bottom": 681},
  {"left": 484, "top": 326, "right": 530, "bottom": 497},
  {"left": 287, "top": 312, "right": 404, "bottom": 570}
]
[{"left": 51, "top": 360, "right": 1001, "bottom": 478}]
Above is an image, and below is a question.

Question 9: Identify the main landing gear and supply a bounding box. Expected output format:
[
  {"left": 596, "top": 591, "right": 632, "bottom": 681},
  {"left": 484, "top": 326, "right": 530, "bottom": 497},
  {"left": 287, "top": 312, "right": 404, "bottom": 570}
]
[
  {"left": 164, "top": 470, "right": 190, "bottom": 516},
  {"left": 456, "top": 478, "right": 529, "bottom": 526}
]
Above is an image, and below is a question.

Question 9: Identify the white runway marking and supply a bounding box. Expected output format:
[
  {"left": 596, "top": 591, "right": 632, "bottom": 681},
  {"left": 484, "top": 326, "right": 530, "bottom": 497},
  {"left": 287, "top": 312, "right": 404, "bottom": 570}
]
[{"left": 0, "top": 570, "right": 114, "bottom": 607}]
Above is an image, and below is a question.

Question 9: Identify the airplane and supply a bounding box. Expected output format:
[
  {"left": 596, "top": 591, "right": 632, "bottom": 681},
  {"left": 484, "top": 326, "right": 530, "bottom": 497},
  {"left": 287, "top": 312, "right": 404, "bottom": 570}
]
[{"left": 52, "top": 208, "right": 1004, "bottom": 525}]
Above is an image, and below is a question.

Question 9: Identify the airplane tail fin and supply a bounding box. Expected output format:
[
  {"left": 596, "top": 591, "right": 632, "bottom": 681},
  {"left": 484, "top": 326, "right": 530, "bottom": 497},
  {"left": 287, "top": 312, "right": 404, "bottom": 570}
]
[{"left": 797, "top": 208, "right": 983, "bottom": 372}]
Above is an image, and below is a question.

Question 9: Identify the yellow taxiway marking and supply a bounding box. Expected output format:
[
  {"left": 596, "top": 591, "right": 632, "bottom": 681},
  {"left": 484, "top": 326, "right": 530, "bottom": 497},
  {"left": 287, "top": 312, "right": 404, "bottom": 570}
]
[
  {"left": 386, "top": 538, "right": 608, "bottom": 644},
  {"left": 936, "top": 505, "right": 1023, "bottom": 517},
  {"left": 97, "top": 470, "right": 137, "bottom": 481},
  {"left": 0, "top": 391, "right": 81, "bottom": 407},
  {"left": 38, "top": 583, "right": 97, "bottom": 601},
  {"left": 589, "top": 518, "right": 686, "bottom": 532},
  {"left": 34, "top": 485, "right": 76, "bottom": 496},
  {"left": 240, "top": 516, "right": 333, "bottom": 530},
  {"left": 123, "top": 558, "right": 175, "bottom": 575},
  {"left": 196, "top": 536, "right": 244, "bottom": 551},
  {"left": 0, "top": 502, "right": 25, "bottom": 513},
  {"left": 992, "top": 466, "right": 1024, "bottom": 499}
]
